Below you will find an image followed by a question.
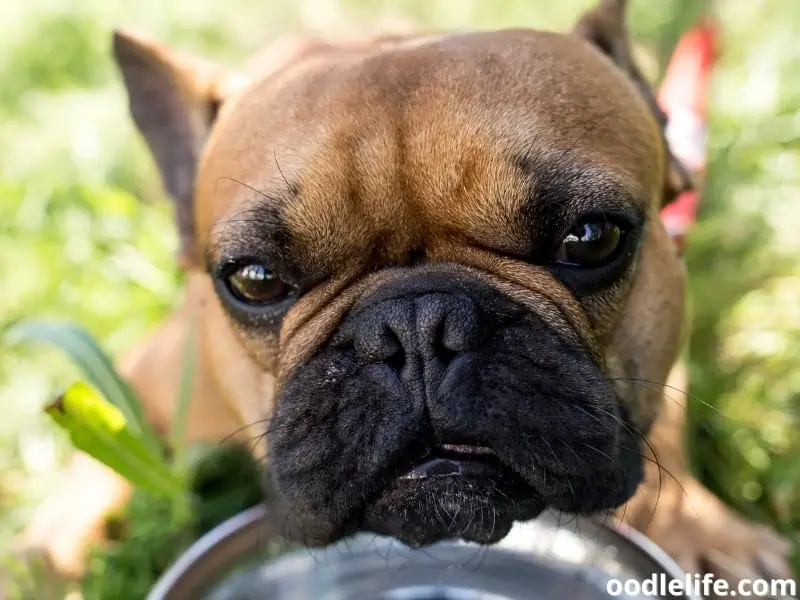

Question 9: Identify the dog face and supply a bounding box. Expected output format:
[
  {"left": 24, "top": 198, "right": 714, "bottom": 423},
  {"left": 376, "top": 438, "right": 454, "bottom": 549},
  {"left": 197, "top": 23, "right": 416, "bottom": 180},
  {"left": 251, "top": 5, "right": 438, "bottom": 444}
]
[{"left": 114, "top": 0, "right": 688, "bottom": 548}]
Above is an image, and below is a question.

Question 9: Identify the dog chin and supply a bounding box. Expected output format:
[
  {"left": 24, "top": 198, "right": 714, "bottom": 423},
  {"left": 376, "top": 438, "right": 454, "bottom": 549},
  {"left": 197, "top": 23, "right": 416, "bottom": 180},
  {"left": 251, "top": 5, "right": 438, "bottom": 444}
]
[{"left": 360, "top": 465, "right": 546, "bottom": 547}]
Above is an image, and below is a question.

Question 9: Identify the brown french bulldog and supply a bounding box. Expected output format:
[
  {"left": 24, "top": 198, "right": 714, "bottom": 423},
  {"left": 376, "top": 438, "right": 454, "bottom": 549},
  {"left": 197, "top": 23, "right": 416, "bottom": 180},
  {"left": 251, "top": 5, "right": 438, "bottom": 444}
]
[{"left": 23, "top": 0, "right": 791, "bottom": 591}]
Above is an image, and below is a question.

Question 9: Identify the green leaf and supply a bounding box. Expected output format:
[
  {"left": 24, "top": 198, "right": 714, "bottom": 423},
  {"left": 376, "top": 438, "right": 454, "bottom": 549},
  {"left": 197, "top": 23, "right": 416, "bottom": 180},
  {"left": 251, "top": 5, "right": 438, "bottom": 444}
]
[
  {"left": 46, "top": 382, "right": 183, "bottom": 499},
  {"left": 169, "top": 321, "right": 197, "bottom": 472},
  {"left": 4, "top": 320, "right": 160, "bottom": 454}
]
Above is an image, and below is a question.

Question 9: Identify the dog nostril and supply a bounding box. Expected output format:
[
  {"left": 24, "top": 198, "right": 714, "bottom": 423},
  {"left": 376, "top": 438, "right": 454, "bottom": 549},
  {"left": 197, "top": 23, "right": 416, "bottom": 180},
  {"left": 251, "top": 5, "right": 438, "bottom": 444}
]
[
  {"left": 384, "top": 347, "right": 406, "bottom": 371},
  {"left": 434, "top": 341, "right": 458, "bottom": 365},
  {"left": 354, "top": 319, "right": 407, "bottom": 368},
  {"left": 377, "top": 324, "right": 406, "bottom": 370},
  {"left": 433, "top": 321, "right": 460, "bottom": 365},
  {"left": 374, "top": 325, "right": 406, "bottom": 371}
]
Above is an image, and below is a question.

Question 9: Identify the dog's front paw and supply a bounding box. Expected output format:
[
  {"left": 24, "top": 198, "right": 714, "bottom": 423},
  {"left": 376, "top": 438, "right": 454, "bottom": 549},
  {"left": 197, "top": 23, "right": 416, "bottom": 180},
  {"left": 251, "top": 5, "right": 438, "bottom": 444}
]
[
  {"left": 643, "top": 477, "right": 794, "bottom": 598},
  {"left": 20, "top": 453, "right": 134, "bottom": 579}
]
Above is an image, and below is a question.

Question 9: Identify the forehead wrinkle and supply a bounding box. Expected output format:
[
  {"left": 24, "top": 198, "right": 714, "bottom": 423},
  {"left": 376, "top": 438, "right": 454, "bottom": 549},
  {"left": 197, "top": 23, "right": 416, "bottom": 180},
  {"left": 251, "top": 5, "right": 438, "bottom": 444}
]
[
  {"left": 515, "top": 152, "right": 645, "bottom": 227},
  {"left": 199, "top": 27, "right": 661, "bottom": 275}
]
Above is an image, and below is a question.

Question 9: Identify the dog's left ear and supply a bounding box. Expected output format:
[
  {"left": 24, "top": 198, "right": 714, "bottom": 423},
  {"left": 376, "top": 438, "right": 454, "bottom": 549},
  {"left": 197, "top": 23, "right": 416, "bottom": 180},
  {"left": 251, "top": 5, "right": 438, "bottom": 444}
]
[
  {"left": 573, "top": 0, "right": 693, "bottom": 206},
  {"left": 112, "top": 29, "right": 245, "bottom": 269}
]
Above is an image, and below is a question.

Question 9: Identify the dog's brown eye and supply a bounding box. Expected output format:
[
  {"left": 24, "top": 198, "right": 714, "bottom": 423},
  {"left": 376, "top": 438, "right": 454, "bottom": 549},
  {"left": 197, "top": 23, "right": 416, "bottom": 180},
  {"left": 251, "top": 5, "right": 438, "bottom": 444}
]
[
  {"left": 555, "top": 221, "right": 623, "bottom": 267},
  {"left": 226, "top": 262, "right": 287, "bottom": 304}
]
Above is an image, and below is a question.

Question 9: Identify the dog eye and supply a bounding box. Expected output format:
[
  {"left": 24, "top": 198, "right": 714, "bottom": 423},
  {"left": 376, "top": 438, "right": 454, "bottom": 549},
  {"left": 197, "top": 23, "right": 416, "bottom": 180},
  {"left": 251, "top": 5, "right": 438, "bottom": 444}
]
[
  {"left": 554, "top": 220, "right": 624, "bottom": 267},
  {"left": 224, "top": 261, "right": 289, "bottom": 305}
]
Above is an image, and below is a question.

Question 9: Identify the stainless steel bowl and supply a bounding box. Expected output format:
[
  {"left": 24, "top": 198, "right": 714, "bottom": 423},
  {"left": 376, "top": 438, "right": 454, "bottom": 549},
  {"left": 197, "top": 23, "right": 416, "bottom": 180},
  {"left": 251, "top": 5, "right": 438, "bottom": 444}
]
[{"left": 148, "top": 506, "right": 699, "bottom": 600}]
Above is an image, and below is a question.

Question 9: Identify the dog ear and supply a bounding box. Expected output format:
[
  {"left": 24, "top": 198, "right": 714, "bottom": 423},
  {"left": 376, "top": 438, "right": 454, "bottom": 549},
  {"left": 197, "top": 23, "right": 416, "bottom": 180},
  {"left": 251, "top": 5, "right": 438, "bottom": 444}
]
[
  {"left": 573, "top": 0, "right": 693, "bottom": 206},
  {"left": 113, "top": 29, "right": 233, "bottom": 269}
]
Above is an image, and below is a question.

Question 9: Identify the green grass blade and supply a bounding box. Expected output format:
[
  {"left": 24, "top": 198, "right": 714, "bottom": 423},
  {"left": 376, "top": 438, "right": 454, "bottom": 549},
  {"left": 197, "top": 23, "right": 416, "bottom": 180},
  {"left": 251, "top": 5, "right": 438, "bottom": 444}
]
[
  {"left": 46, "top": 382, "right": 183, "bottom": 498},
  {"left": 5, "top": 320, "right": 161, "bottom": 454},
  {"left": 169, "top": 321, "right": 197, "bottom": 474}
]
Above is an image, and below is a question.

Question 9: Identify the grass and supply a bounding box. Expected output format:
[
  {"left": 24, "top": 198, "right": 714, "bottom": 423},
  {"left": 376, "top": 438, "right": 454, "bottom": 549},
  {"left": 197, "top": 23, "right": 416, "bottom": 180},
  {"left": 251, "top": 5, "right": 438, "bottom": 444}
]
[{"left": 0, "top": 0, "right": 797, "bottom": 581}]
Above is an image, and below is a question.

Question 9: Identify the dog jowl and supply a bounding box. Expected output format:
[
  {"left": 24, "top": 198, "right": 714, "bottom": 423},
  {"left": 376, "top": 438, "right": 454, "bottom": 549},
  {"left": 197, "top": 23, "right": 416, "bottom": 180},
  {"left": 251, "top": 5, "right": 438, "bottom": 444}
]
[{"left": 113, "top": 0, "right": 688, "bottom": 548}]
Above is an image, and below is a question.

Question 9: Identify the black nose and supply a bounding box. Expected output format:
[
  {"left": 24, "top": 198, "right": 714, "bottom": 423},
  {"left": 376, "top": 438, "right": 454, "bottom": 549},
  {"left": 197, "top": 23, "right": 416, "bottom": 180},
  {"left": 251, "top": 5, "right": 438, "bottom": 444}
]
[{"left": 352, "top": 293, "right": 483, "bottom": 375}]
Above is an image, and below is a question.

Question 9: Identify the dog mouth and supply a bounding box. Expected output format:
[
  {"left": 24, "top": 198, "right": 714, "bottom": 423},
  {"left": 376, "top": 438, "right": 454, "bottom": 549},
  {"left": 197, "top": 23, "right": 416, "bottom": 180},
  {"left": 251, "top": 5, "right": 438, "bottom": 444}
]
[
  {"left": 391, "top": 441, "right": 534, "bottom": 490},
  {"left": 399, "top": 444, "right": 503, "bottom": 479}
]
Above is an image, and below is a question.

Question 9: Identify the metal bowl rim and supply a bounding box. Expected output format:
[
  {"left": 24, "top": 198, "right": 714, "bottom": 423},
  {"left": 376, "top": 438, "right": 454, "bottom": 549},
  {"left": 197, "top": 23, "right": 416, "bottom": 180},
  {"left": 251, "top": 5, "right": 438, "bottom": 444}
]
[{"left": 147, "top": 505, "right": 701, "bottom": 600}]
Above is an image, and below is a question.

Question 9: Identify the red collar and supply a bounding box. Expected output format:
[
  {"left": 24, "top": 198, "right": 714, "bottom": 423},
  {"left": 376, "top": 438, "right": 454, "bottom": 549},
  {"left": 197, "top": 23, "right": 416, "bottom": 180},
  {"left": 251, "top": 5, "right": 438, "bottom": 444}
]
[{"left": 660, "top": 190, "right": 700, "bottom": 252}]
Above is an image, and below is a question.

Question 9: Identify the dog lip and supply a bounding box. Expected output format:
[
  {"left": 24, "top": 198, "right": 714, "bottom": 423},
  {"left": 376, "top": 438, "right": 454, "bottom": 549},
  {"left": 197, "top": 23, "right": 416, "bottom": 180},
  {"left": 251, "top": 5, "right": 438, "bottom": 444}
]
[
  {"left": 398, "top": 444, "right": 499, "bottom": 479},
  {"left": 439, "top": 443, "right": 495, "bottom": 456}
]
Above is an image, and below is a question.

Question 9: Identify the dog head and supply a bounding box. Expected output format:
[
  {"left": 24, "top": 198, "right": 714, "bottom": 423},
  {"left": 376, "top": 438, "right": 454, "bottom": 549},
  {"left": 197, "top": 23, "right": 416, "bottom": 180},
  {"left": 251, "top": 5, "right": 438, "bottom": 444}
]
[{"left": 113, "top": 0, "right": 689, "bottom": 548}]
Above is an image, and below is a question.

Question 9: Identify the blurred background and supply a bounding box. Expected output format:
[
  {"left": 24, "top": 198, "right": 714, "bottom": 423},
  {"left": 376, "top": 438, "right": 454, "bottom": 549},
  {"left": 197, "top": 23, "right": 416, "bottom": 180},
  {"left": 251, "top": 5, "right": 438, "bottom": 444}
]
[{"left": 0, "top": 0, "right": 797, "bottom": 573}]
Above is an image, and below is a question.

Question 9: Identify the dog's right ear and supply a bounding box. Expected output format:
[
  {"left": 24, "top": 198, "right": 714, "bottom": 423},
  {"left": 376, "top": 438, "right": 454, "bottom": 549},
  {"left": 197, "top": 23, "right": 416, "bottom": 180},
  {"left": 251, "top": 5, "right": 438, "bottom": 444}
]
[
  {"left": 113, "top": 29, "right": 237, "bottom": 269},
  {"left": 573, "top": 0, "right": 694, "bottom": 207}
]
